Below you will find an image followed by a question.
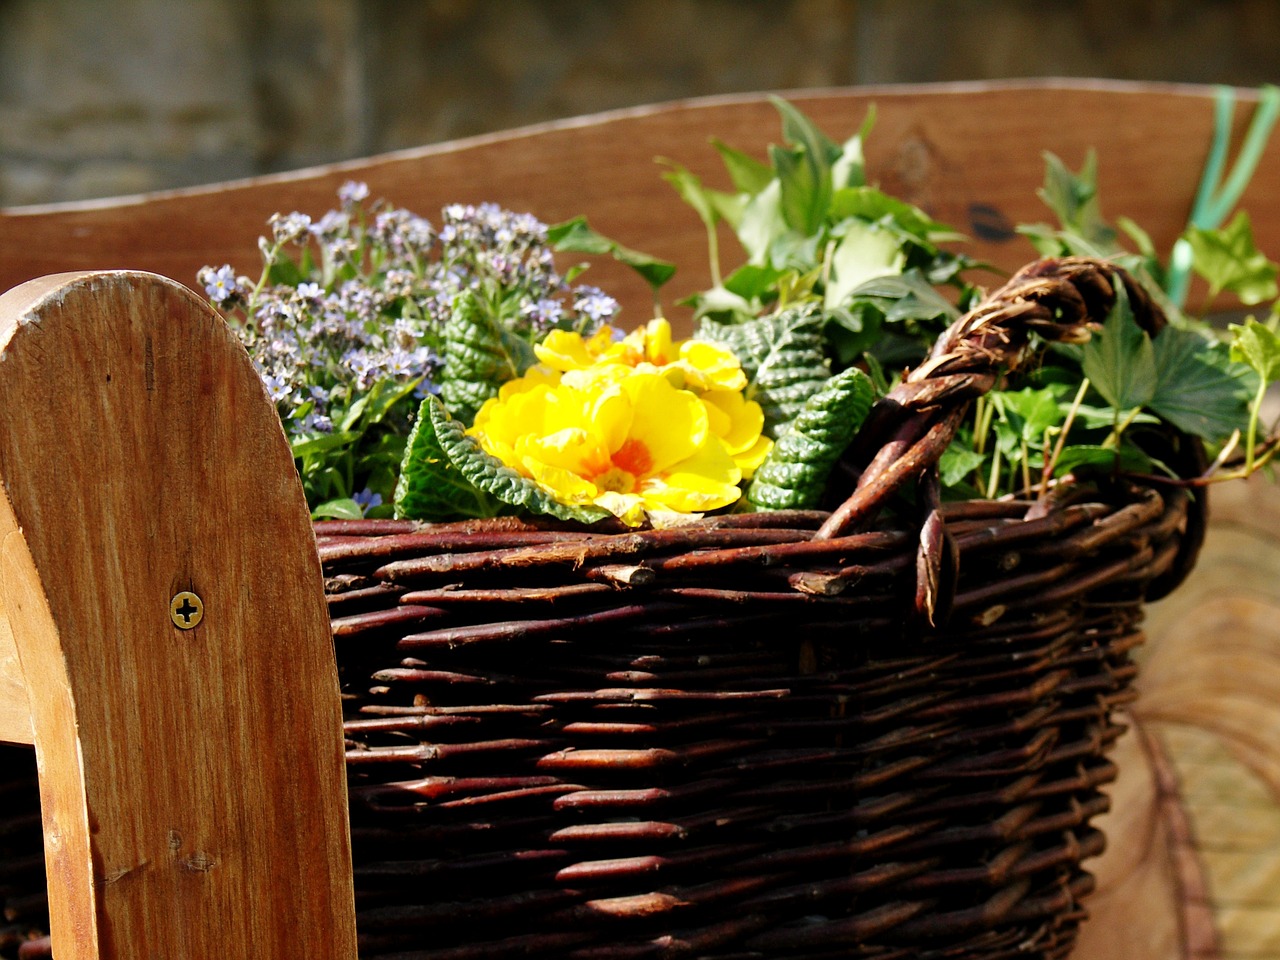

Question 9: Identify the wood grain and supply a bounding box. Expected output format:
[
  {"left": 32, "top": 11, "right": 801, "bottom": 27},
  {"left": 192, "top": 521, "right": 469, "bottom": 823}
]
[
  {"left": 0, "top": 273, "right": 357, "bottom": 959},
  {"left": 3, "top": 80, "right": 1279, "bottom": 334}
]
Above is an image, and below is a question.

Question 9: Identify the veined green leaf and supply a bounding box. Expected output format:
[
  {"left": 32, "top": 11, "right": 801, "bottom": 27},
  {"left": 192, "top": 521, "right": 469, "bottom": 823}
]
[
  {"left": 1185, "top": 210, "right": 1280, "bottom": 304},
  {"left": 770, "top": 141, "right": 829, "bottom": 238},
  {"left": 1150, "top": 325, "right": 1252, "bottom": 442},
  {"left": 427, "top": 397, "right": 611, "bottom": 524},
  {"left": 697, "top": 304, "right": 829, "bottom": 436},
  {"left": 1081, "top": 284, "right": 1158, "bottom": 412},
  {"left": 939, "top": 443, "right": 987, "bottom": 490},
  {"left": 393, "top": 397, "right": 502, "bottom": 521},
  {"left": 991, "top": 387, "right": 1065, "bottom": 454},
  {"left": 1230, "top": 316, "right": 1280, "bottom": 382},
  {"left": 747, "top": 367, "right": 875, "bottom": 510},
  {"left": 439, "top": 290, "right": 525, "bottom": 424},
  {"left": 547, "top": 216, "right": 676, "bottom": 291},
  {"left": 1037, "top": 150, "right": 1118, "bottom": 252}
]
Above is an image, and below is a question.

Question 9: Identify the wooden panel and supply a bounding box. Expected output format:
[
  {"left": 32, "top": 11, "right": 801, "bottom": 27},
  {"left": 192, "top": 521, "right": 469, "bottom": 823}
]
[
  {"left": 0, "top": 273, "right": 357, "bottom": 959},
  {"left": 3, "top": 80, "right": 1278, "bottom": 333}
]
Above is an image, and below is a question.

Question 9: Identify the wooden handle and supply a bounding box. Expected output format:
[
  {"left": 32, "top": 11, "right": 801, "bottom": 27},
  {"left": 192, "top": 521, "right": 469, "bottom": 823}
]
[{"left": 0, "top": 273, "right": 357, "bottom": 959}]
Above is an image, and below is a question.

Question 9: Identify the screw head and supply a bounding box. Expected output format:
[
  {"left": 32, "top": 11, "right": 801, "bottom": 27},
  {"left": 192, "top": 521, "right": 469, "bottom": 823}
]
[{"left": 170, "top": 591, "right": 204, "bottom": 630}]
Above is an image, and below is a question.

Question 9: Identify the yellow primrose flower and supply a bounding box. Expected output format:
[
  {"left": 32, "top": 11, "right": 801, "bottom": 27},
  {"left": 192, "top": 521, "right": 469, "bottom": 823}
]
[
  {"left": 468, "top": 369, "right": 744, "bottom": 525},
  {"left": 535, "top": 318, "right": 747, "bottom": 393},
  {"left": 701, "top": 389, "right": 773, "bottom": 479}
]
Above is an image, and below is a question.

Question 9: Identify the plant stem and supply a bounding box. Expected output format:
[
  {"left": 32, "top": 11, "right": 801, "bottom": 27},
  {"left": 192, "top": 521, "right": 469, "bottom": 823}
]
[
  {"left": 1043, "top": 378, "right": 1089, "bottom": 491},
  {"left": 1246, "top": 376, "right": 1269, "bottom": 473}
]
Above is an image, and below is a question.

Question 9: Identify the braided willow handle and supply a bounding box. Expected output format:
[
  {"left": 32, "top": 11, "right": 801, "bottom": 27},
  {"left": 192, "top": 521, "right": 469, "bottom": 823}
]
[
  {"left": 816, "top": 256, "right": 1167, "bottom": 542},
  {"left": 813, "top": 257, "right": 1177, "bottom": 624}
]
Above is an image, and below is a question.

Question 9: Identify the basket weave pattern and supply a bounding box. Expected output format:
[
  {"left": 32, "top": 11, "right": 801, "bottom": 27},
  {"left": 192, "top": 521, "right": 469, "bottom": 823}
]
[{"left": 321, "top": 259, "right": 1201, "bottom": 959}]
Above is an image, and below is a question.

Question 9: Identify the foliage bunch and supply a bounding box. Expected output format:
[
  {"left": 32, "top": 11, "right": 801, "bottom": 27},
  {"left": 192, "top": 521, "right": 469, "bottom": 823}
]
[{"left": 199, "top": 185, "right": 620, "bottom": 519}]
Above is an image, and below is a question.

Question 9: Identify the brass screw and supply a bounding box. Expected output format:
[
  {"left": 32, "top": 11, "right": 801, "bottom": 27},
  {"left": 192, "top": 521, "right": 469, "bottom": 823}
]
[{"left": 170, "top": 591, "right": 204, "bottom": 630}]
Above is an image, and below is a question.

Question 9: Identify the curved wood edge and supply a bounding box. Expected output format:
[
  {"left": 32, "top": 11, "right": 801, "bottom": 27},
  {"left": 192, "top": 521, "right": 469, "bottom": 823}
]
[
  {"left": 0, "top": 273, "right": 356, "bottom": 959},
  {"left": 3, "top": 80, "right": 1277, "bottom": 329}
]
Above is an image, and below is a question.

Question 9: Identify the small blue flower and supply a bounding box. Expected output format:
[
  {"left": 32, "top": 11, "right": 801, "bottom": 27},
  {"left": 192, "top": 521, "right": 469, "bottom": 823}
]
[
  {"left": 338, "top": 180, "right": 370, "bottom": 208},
  {"left": 353, "top": 487, "right": 383, "bottom": 514},
  {"left": 203, "top": 265, "right": 238, "bottom": 303}
]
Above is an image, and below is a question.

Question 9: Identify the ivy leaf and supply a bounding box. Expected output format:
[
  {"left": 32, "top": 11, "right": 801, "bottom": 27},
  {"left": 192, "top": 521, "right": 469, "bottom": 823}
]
[
  {"left": 710, "top": 137, "right": 774, "bottom": 195},
  {"left": 393, "top": 397, "right": 502, "bottom": 521},
  {"left": 824, "top": 221, "right": 906, "bottom": 308},
  {"left": 939, "top": 443, "right": 987, "bottom": 490},
  {"left": 1081, "top": 283, "right": 1158, "bottom": 412},
  {"left": 829, "top": 187, "right": 964, "bottom": 244},
  {"left": 747, "top": 367, "right": 875, "bottom": 510},
  {"left": 547, "top": 216, "right": 676, "bottom": 292},
  {"left": 1149, "top": 325, "right": 1253, "bottom": 442},
  {"left": 1036, "top": 150, "right": 1118, "bottom": 251},
  {"left": 991, "top": 387, "right": 1065, "bottom": 455},
  {"left": 697, "top": 304, "right": 829, "bottom": 436},
  {"left": 1185, "top": 210, "right": 1280, "bottom": 304},
  {"left": 829, "top": 106, "right": 874, "bottom": 190},
  {"left": 426, "top": 397, "right": 610, "bottom": 524},
  {"left": 1230, "top": 316, "right": 1280, "bottom": 382}
]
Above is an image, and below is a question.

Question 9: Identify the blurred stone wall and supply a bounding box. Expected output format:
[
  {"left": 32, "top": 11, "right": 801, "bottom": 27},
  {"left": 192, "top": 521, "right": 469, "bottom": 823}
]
[{"left": 1, "top": 0, "right": 1277, "bottom": 206}]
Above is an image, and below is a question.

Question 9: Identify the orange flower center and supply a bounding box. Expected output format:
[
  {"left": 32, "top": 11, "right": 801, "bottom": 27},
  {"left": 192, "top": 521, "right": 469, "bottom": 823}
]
[{"left": 612, "top": 437, "right": 653, "bottom": 477}]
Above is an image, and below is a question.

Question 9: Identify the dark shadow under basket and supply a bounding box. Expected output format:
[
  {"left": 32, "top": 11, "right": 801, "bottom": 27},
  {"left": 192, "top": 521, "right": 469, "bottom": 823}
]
[{"left": 0, "top": 259, "right": 1206, "bottom": 959}]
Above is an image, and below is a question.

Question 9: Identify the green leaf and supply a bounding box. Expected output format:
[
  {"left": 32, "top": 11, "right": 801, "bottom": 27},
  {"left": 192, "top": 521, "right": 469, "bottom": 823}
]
[
  {"left": 737, "top": 179, "right": 789, "bottom": 266},
  {"left": 771, "top": 96, "right": 842, "bottom": 168},
  {"left": 312, "top": 497, "right": 364, "bottom": 521},
  {"left": 939, "top": 443, "right": 987, "bottom": 489},
  {"left": 548, "top": 216, "right": 676, "bottom": 291},
  {"left": 661, "top": 162, "right": 720, "bottom": 230},
  {"left": 771, "top": 141, "right": 829, "bottom": 237},
  {"left": 710, "top": 137, "right": 774, "bottom": 195},
  {"left": 747, "top": 367, "right": 875, "bottom": 510},
  {"left": 825, "top": 221, "right": 906, "bottom": 308},
  {"left": 1081, "top": 283, "right": 1158, "bottom": 411},
  {"left": 1185, "top": 210, "right": 1280, "bottom": 304},
  {"left": 722, "top": 263, "right": 785, "bottom": 303},
  {"left": 426, "top": 397, "right": 611, "bottom": 524},
  {"left": 1052, "top": 444, "right": 1153, "bottom": 479},
  {"left": 1150, "top": 326, "right": 1252, "bottom": 442},
  {"left": 829, "top": 187, "right": 963, "bottom": 244},
  {"left": 830, "top": 106, "right": 874, "bottom": 190},
  {"left": 439, "top": 290, "right": 526, "bottom": 424},
  {"left": 393, "top": 397, "right": 502, "bottom": 521},
  {"left": 1230, "top": 316, "right": 1280, "bottom": 382},
  {"left": 991, "top": 387, "right": 1065, "bottom": 450},
  {"left": 696, "top": 304, "right": 830, "bottom": 436},
  {"left": 291, "top": 430, "right": 360, "bottom": 458},
  {"left": 1037, "top": 150, "right": 1118, "bottom": 252}
]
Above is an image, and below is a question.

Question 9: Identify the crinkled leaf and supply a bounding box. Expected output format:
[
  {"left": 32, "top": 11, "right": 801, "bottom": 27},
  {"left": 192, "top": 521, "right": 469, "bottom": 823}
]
[
  {"left": 697, "top": 304, "right": 829, "bottom": 436},
  {"left": 1186, "top": 210, "right": 1280, "bottom": 304},
  {"left": 440, "top": 290, "right": 526, "bottom": 424},
  {"left": 1230, "top": 316, "right": 1280, "bottom": 382},
  {"left": 747, "top": 367, "right": 875, "bottom": 510},
  {"left": 547, "top": 216, "right": 676, "bottom": 291},
  {"left": 1081, "top": 283, "right": 1158, "bottom": 411},
  {"left": 1150, "top": 325, "right": 1253, "bottom": 442},
  {"left": 425, "top": 396, "right": 610, "bottom": 524},
  {"left": 393, "top": 397, "right": 502, "bottom": 521}
]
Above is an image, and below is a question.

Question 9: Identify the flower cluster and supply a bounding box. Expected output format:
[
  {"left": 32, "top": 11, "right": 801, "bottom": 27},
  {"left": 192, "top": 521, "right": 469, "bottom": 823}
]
[
  {"left": 467, "top": 318, "right": 770, "bottom": 525},
  {"left": 198, "top": 185, "right": 620, "bottom": 517}
]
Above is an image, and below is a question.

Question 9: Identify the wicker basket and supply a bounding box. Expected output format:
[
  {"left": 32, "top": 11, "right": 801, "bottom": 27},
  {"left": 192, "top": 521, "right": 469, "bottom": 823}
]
[{"left": 0, "top": 257, "right": 1204, "bottom": 959}]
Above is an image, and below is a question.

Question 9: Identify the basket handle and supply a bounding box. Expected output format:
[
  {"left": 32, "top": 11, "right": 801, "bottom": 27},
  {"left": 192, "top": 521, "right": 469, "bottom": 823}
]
[{"left": 814, "top": 256, "right": 1177, "bottom": 621}]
